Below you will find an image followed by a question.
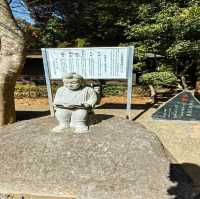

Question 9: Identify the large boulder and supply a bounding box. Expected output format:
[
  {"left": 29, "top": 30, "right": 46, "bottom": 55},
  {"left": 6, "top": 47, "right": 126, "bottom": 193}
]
[{"left": 0, "top": 115, "right": 192, "bottom": 199}]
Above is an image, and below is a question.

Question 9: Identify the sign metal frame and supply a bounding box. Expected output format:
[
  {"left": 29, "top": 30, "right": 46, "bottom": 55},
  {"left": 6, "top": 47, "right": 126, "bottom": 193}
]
[{"left": 42, "top": 47, "right": 134, "bottom": 119}]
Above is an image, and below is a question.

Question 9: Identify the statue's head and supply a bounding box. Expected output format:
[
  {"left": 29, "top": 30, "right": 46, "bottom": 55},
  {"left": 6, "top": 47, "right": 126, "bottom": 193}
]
[{"left": 63, "top": 73, "right": 85, "bottom": 90}]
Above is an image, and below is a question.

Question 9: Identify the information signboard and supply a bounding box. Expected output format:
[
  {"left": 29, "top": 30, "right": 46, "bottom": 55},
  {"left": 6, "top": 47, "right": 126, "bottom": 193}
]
[
  {"left": 43, "top": 47, "right": 130, "bottom": 79},
  {"left": 152, "top": 91, "right": 200, "bottom": 121},
  {"left": 42, "top": 47, "right": 134, "bottom": 118}
]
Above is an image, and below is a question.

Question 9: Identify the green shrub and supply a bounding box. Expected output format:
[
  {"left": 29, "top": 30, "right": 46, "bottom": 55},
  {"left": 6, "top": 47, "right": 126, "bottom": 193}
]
[
  {"left": 57, "top": 41, "right": 73, "bottom": 48},
  {"left": 139, "top": 72, "right": 178, "bottom": 87},
  {"left": 102, "top": 84, "right": 150, "bottom": 97},
  {"left": 15, "top": 83, "right": 150, "bottom": 98},
  {"left": 75, "top": 38, "right": 89, "bottom": 47},
  {"left": 15, "top": 84, "right": 60, "bottom": 98},
  {"left": 102, "top": 85, "right": 126, "bottom": 96}
]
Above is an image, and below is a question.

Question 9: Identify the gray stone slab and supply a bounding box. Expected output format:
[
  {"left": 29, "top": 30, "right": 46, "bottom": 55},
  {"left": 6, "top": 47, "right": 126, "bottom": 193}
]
[{"left": 0, "top": 115, "right": 192, "bottom": 199}]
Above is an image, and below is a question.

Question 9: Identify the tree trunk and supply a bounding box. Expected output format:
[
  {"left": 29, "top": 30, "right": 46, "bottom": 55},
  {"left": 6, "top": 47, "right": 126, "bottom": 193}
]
[{"left": 0, "top": 0, "right": 26, "bottom": 125}]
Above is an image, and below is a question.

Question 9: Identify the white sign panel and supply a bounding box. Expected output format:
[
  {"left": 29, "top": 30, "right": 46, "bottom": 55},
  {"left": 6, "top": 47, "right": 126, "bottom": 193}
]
[{"left": 42, "top": 47, "right": 132, "bottom": 79}]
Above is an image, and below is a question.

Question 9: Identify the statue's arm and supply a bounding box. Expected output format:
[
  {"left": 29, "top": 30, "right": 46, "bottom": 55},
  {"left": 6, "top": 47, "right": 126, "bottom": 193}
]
[
  {"left": 53, "top": 87, "right": 63, "bottom": 105},
  {"left": 85, "top": 88, "right": 98, "bottom": 108}
]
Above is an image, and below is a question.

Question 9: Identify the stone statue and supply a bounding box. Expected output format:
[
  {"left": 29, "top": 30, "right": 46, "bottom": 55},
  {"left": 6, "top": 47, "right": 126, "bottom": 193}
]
[{"left": 52, "top": 73, "right": 98, "bottom": 133}]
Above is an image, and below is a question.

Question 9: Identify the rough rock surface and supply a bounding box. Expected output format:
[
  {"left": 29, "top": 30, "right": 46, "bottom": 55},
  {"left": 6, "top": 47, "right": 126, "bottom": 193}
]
[{"left": 0, "top": 115, "right": 192, "bottom": 199}]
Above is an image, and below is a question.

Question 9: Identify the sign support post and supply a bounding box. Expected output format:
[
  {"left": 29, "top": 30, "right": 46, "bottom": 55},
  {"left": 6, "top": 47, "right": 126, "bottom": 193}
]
[
  {"left": 126, "top": 47, "right": 134, "bottom": 120},
  {"left": 42, "top": 49, "right": 55, "bottom": 116}
]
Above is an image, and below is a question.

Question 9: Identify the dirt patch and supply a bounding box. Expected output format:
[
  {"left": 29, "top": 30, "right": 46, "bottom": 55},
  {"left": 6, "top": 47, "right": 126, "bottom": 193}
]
[
  {"left": 15, "top": 98, "right": 49, "bottom": 108},
  {"left": 15, "top": 96, "right": 151, "bottom": 109}
]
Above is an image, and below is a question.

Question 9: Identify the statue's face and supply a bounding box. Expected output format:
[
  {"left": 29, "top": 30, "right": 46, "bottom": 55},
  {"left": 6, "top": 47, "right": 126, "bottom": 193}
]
[{"left": 63, "top": 79, "right": 81, "bottom": 90}]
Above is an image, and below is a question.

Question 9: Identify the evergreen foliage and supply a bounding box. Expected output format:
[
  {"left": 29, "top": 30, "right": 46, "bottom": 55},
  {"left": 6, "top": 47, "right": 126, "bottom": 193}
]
[
  {"left": 22, "top": 0, "right": 200, "bottom": 88},
  {"left": 140, "top": 72, "right": 178, "bottom": 87}
]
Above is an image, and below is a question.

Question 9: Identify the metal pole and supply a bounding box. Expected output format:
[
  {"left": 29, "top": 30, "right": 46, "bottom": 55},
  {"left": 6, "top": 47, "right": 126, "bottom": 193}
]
[
  {"left": 126, "top": 47, "right": 134, "bottom": 120},
  {"left": 41, "top": 48, "right": 55, "bottom": 116}
]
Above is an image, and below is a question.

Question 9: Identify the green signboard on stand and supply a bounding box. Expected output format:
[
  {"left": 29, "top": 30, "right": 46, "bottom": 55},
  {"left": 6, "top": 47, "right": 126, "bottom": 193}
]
[{"left": 152, "top": 91, "right": 200, "bottom": 121}]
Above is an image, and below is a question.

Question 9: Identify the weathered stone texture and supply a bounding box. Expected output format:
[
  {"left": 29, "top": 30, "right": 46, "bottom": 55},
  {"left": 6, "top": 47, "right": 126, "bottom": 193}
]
[{"left": 0, "top": 115, "right": 192, "bottom": 199}]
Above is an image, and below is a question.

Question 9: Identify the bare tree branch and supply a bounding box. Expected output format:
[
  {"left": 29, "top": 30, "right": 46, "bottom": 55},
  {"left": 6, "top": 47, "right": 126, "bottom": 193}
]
[
  {"left": 8, "top": 0, "right": 13, "bottom": 5},
  {"left": 19, "top": 0, "right": 28, "bottom": 10}
]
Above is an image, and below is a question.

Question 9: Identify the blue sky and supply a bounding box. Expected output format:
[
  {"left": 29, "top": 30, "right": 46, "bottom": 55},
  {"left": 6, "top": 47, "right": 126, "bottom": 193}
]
[{"left": 10, "top": 0, "right": 34, "bottom": 23}]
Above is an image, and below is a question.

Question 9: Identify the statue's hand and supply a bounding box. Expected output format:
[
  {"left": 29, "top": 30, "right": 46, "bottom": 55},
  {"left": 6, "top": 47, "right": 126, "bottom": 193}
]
[
  {"left": 63, "top": 103, "right": 70, "bottom": 107},
  {"left": 82, "top": 103, "right": 91, "bottom": 108},
  {"left": 53, "top": 102, "right": 59, "bottom": 107},
  {"left": 63, "top": 104, "right": 78, "bottom": 109}
]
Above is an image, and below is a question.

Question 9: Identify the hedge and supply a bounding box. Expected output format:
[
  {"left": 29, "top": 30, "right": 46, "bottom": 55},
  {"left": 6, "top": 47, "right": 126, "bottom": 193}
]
[
  {"left": 139, "top": 72, "right": 178, "bottom": 87},
  {"left": 15, "top": 84, "right": 150, "bottom": 98}
]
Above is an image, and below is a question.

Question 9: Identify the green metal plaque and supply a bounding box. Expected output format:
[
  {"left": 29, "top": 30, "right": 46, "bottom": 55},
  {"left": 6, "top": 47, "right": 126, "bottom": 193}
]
[{"left": 152, "top": 91, "right": 200, "bottom": 121}]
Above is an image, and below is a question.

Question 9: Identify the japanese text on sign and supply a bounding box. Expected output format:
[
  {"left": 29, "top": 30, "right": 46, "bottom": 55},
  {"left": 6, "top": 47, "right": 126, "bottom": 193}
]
[{"left": 43, "top": 47, "right": 132, "bottom": 79}]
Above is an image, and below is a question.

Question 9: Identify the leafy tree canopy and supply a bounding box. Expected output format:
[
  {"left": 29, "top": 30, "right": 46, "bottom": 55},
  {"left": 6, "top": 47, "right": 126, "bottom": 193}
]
[
  {"left": 23, "top": 0, "right": 138, "bottom": 47},
  {"left": 23, "top": 0, "right": 200, "bottom": 88},
  {"left": 123, "top": 0, "right": 200, "bottom": 77}
]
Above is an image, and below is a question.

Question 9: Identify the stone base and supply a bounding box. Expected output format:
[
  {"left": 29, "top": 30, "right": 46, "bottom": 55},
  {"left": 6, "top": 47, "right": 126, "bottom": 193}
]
[{"left": 0, "top": 115, "right": 193, "bottom": 199}]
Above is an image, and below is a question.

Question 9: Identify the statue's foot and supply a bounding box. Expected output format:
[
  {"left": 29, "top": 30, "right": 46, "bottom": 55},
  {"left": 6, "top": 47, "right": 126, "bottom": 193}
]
[
  {"left": 52, "top": 125, "right": 69, "bottom": 133},
  {"left": 74, "top": 126, "right": 89, "bottom": 134}
]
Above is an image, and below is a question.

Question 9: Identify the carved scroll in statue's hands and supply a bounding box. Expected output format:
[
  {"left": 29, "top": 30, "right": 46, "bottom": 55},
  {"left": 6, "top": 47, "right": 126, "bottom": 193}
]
[
  {"left": 63, "top": 103, "right": 73, "bottom": 108},
  {"left": 81, "top": 103, "right": 91, "bottom": 109},
  {"left": 54, "top": 103, "right": 88, "bottom": 109}
]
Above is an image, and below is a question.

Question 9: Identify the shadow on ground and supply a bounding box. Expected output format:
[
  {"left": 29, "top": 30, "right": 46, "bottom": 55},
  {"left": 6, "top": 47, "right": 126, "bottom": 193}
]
[
  {"left": 168, "top": 163, "right": 200, "bottom": 199},
  {"left": 97, "top": 102, "right": 153, "bottom": 110},
  {"left": 16, "top": 111, "right": 113, "bottom": 126},
  {"left": 97, "top": 102, "right": 154, "bottom": 120},
  {"left": 16, "top": 110, "right": 50, "bottom": 121},
  {"left": 88, "top": 114, "right": 113, "bottom": 125},
  {"left": 16, "top": 102, "right": 154, "bottom": 122}
]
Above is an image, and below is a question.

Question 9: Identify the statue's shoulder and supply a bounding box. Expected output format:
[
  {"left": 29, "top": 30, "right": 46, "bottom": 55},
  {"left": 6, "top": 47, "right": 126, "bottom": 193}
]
[
  {"left": 56, "top": 86, "right": 66, "bottom": 93},
  {"left": 83, "top": 86, "right": 95, "bottom": 92}
]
